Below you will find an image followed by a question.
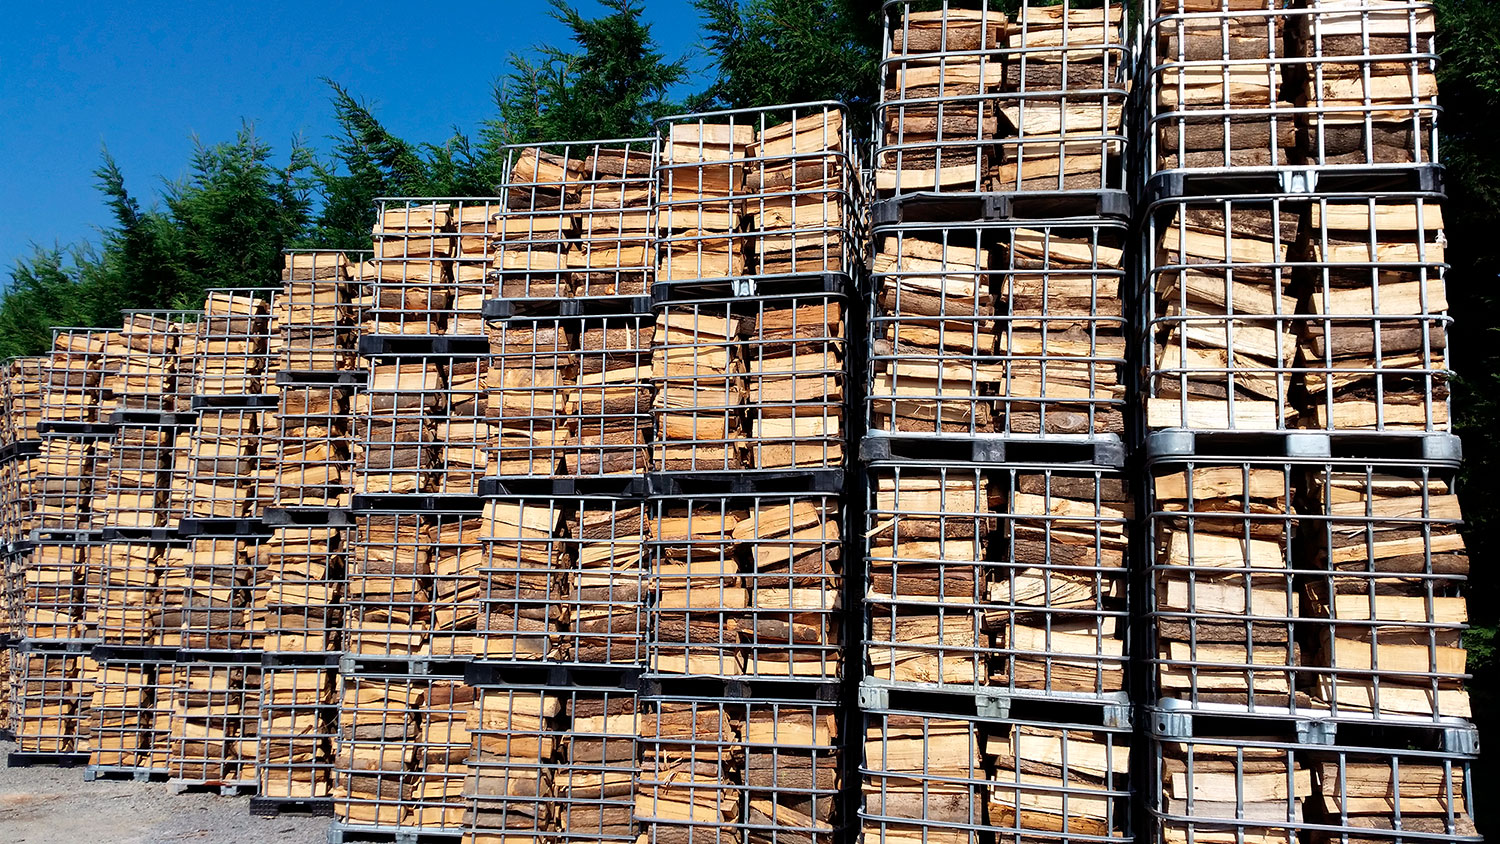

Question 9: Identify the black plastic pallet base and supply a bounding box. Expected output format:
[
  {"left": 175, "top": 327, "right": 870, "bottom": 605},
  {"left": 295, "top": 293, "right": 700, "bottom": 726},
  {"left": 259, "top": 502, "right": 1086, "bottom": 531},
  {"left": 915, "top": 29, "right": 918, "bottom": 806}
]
[
  {"left": 1145, "top": 163, "right": 1444, "bottom": 203},
  {"left": 1145, "top": 429, "right": 1463, "bottom": 463},
  {"left": 4, "top": 539, "right": 35, "bottom": 555},
  {"left": 859, "top": 681, "right": 1132, "bottom": 726},
  {"left": 84, "top": 766, "right": 170, "bottom": 783},
  {"left": 100, "top": 527, "right": 183, "bottom": 542},
  {"left": 250, "top": 797, "right": 335, "bottom": 817},
  {"left": 109, "top": 410, "right": 198, "bottom": 426},
  {"left": 8, "top": 752, "right": 89, "bottom": 768},
  {"left": 37, "top": 421, "right": 116, "bottom": 436},
  {"left": 191, "top": 394, "right": 280, "bottom": 410},
  {"left": 477, "top": 476, "right": 648, "bottom": 497},
  {"left": 650, "top": 272, "right": 851, "bottom": 306},
  {"left": 326, "top": 824, "right": 464, "bottom": 844},
  {"left": 277, "top": 370, "right": 368, "bottom": 387},
  {"left": 92, "top": 644, "right": 180, "bottom": 662},
  {"left": 350, "top": 494, "right": 487, "bottom": 513},
  {"left": 177, "top": 648, "right": 264, "bottom": 664},
  {"left": 28, "top": 529, "right": 103, "bottom": 545},
  {"left": 178, "top": 518, "right": 274, "bottom": 538},
  {"left": 0, "top": 440, "right": 42, "bottom": 464},
  {"left": 872, "top": 190, "right": 1131, "bottom": 225},
  {"left": 263, "top": 508, "right": 355, "bottom": 527},
  {"left": 465, "top": 661, "right": 643, "bottom": 690},
  {"left": 15, "top": 639, "right": 98, "bottom": 654},
  {"left": 860, "top": 432, "right": 1126, "bottom": 467},
  {"left": 262, "top": 651, "right": 342, "bottom": 667},
  {"left": 647, "top": 470, "right": 844, "bottom": 496},
  {"left": 339, "top": 655, "right": 471, "bottom": 677},
  {"left": 483, "top": 295, "right": 652, "bottom": 319},
  {"left": 170, "top": 781, "right": 257, "bottom": 796},
  {"left": 640, "top": 675, "right": 842, "bottom": 701},
  {"left": 357, "top": 335, "right": 488, "bottom": 358}
]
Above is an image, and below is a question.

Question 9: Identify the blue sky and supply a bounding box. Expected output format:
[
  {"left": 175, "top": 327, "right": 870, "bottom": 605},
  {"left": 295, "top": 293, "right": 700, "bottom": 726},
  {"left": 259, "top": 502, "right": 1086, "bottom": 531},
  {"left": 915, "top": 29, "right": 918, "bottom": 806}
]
[{"left": 0, "top": 0, "right": 706, "bottom": 274}]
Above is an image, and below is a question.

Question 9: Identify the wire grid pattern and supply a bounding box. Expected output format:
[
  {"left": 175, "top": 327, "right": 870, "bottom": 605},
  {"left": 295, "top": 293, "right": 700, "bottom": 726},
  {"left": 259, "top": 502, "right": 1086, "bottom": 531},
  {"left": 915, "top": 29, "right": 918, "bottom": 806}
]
[
  {"left": 160, "top": 537, "right": 264, "bottom": 651},
  {"left": 870, "top": 221, "right": 1128, "bottom": 439},
  {"left": 354, "top": 358, "right": 445, "bottom": 495},
  {"left": 257, "top": 666, "right": 338, "bottom": 799},
  {"left": 87, "top": 654, "right": 174, "bottom": 773},
  {"left": 41, "top": 327, "right": 114, "bottom": 424},
  {"left": 98, "top": 420, "right": 188, "bottom": 529},
  {"left": 648, "top": 493, "right": 844, "bottom": 682},
  {"left": 861, "top": 707, "right": 1132, "bottom": 844},
  {"left": 498, "top": 139, "right": 656, "bottom": 302},
  {"left": 1145, "top": 0, "right": 1439, "bottom": 180},
  {"left": 866, "top": 463, "right": 1130, "bottom": 699},
  {"left": 274, "top": 385, "right": 356, "bottom": 508},
  {"left": 1148, "top": 455, "right": 1472, "bottom": 723},
  {"left": 438, "top": 355, "right": 492, "bottom": 493},
  {"left": 178, "top": 407, "right": 276, "bottom": 519},
  {"left": 164, "top": 659, "right": 261, "bottom": 784},
  {"left": 29, "top": 436, "right": 107, "bottom": 531},
  {"left": 6, "top": 356, "right": 47, "bottom": 441},
  {"left": 17, "top": 542, "right": 88, "bottom": 641},
  {"left": 105, "top": 310, "right": 200, "bottom": 411},
  {"left": 186, "top": 288, "right": 277, "bottom": 396},
  {"left": 477, "top": 496, "right": 646, "bottom": 666},
  {"left": 1149, "top": 732, "right": 1477, "bottom": 844},
  {"left": 281, "top": 249, "right": 369, "bottom": 372},
  {"left": 637, "top": 696, "right": 843, "bottom": 844},
  {"left": 87, "top": 540, "right": 178, "bottom": 646},
  {"left": 343, "top": 512, "right": 485, "bottom": 658},
  {"left": 331, "top": 675, "right": 476, "bottom": 829},
  {"left": 651, "top": 300, "right": 748, "bottom": 472},
  {"left": 487, "top": 314, "right": 653, "bottom": 478},
  {"left": 10, "top": 647, "right": 96, "bottom": 754},
  {"left": 877, "top": 1, "right": 1130, "bottom": 196},
  {"left": 655, "top": 103, "right": 858, "bottom": 287},
  {"left": 367, "top": 200, "right": 500, "bottom": 337},
  {"left": 1143, "top": 194, "right": 1450, "bottom": 433},
  {"left": 257, "top": 527, "right": 346, "bottom": 655}
]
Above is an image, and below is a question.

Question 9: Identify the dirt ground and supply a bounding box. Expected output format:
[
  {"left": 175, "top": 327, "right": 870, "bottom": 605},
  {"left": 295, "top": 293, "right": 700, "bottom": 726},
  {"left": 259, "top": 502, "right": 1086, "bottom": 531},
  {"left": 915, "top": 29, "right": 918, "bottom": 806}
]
[{"left": 0, "top": 740, "right": 329, "bottom": 844}]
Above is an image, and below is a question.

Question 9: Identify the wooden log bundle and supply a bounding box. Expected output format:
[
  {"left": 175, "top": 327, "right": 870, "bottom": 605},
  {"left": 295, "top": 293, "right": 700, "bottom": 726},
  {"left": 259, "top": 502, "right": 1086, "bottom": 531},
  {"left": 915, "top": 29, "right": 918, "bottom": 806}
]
[
  {"left": 88, "top": 658, "right": 169, "bottom": 772},
  {"left": 652, "top": 306, "right": 746, "bottom": 471},
  {"left": 21, "top": 544, "right": 84, "bottom": 640},
  {"left": 411, "top": 680, "right": 477, "bottom": 827},
  {"left": 281, "top": 251, "right": 357, "bottom": 371},
  {"left": 31, "top": 439, "right": 97, "bottom": 531},
  {"left": 746, "top": 110, "right": 848, "bottom": 276},
  {"left": 478, "top": 498, "right": 568, "bottom": 662},
  {"left": 862, "top": 714, "right": 984, "bottom": 844},
  {"left": 657, "top": 123, "right": 752, "bottom": 283},
  {"left": 7, "top": 356, "right": 47, "bottom": 440},
  {"left": 187, "top": 292, "right": 273, "bottom": 396},
  {"left": 428, "top": 514, "right": 486, "bottom": 658},
  {"left": 1157, "top": 738, "right": 1310, "bottom": 844},
  {"left": 569, "top": 315, "right": 652, "bottom": 476},
  {"left": 354, "top": 362, "right": 443, "bottom": 495},
  {"left": 487, "top": 320, "right": 573, "bottom": 477},
  {"left": 87, "top": 541, "right": 168, "bottom": 645},
  {"left": 651, "top": 503, "right": 746, "bottom": 677},
  {"left": 11, "top": 648, "right": 94, "bottom": 754},
  {"left": 1303, "top": 469, "right": 1470, "bottom": 719},
  {"left": 105, "top": 312, "right": 190, "bottom": 410},
  {"left": 97, "top": 423, "right": 180, "bottom": 528},
  {"left": 742, "top": 703, "right": 842, "bottom": 844},
  {"left": 345, "top": 513, "right": 433, "bottom": 657},
  {"left": 463, "top": 687, "right": 562, "bottom": 840},
  {"left": 1294, "top": 0, "right": 1437, "bottom": 166},
  {"left": 732, "top": 497, "right": 842, "bottom": 680},
  {"left": 637, "top": 700, "right": 744, "bottom": 844},
  {"left": 333, "top": 677, "right": 423, "bottom": 827},
  {"left": 40, "top": 329, "right": 110, "bottom": 424},
  {"left": 985, "top": 721, "right": 1129, "bottom": 839},
  {"left": 451, "top": 202, "right": 501, "bottom": 336},
  {"left": 743, "top": 297, "right": 845, "bottom": 468},
  {"left": 1307, "top": 753, "right": 1476, "bottom": 842},
  {"left": 256, "top": 527, "right": 344, "bottom": 654},
  {"left": 256, "top": 667, "right": 336, "bottom": 799},
  {"left": 368, "top": 203, "right": 456, "bottom": 336},
  {"left": 566, "top": 500, "right": 648, "bottom": 666},
  {"left": 160, "top": 538, "right": 259, "bottom": 650},
  {"left": 499, "top": 148, "right": 582, "bottom": 301},
  {"left": 165, "top": 661, "right": 260, "bottom": 784},
  {"left": 274, "top": 385, "right": 354, "bottom": 507},
  {"left": 1151, "top": 464, "right": 1301, "bottom": 708},
  {"left": 179, "top": 408, "right": 273, "bottom": 519}
]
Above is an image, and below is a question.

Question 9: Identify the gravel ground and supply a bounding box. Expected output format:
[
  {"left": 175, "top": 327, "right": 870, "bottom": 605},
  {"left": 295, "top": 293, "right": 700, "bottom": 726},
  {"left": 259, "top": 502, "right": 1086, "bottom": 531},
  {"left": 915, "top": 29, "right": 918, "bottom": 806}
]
[{"left": 0, "top": 740, "right": 330, "bottom": 844}]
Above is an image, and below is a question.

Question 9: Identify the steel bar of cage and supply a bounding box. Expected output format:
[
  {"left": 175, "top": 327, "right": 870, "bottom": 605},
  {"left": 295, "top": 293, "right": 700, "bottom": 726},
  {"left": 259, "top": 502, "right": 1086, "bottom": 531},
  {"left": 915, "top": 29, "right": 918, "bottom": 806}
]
[
  {"left": 159, "top": 537, "right": 265, "bottom": 652},
  {"left": 256, "top": 664, "right": 338, "bottom": 800},
  {"left": 275, "top": 384, "right": 358, "bottom": 509},
  {"left": 86, "top": 651, "right": 174, "bottom": 777},
  {"left": 653, "top": 103, "right": 861, "bottom": 297},
  {"left": 97, "top": 416, "right": 193, "bottom": 531},
  {"left": 177, "top": 406, "right": 277, "bottom": 521},
  {"left": 875, "top": 1, "right": 1131, "bottom": 206},
  {"left": 9, "top": 643, "right": 96, "bottom": 757},
  {"left": 864, "top": 462, "right": 1131, "bottom": 703},
  {"left": 87, "top": 538, "right": 183, "bottom": 647},
  {"left": 16, "top": 539, "right": 93, "bottom": 642},
  {"left": 367, "top": 199, "right": 509, "bottom": 339},
  {"left": 6, "top": 356, "right": 48, "bottom": 443},
  {"left": 40, "top": 327, "right": 115, "bottom": 426},
  {"left": 257, "top": 526, "right": 347, "bottom": 656},
  {"left": 164, "top": 656, "right": 262, "bottom": 787},
  {"left": 355, "top": 354, "right": 447, "bottom": 496}
]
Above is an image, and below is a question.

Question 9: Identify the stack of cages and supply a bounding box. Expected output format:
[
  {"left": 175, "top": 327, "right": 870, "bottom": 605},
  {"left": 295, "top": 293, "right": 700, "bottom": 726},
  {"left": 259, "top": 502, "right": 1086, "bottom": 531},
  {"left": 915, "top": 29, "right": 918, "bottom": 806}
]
[
  {"left": 151, "top": 285, "right": 280, "bottom": 795},
  {"left": 458, "top": 136, "right": 659, "bottom": 844},
  {"left": 639, "top": 101, "right": 860, "bottom": 844},
  {"left": 1140, "top": 3, "right": 1478, "bottom": 844},
  {"left": 8, "top": 327, "right": 116, "bottom": 768},
  {"left": 254, "top": 248, "right": 371, "bottom": 817},
  {"left": 0, "top": 355, "right": 48, "bottom": 739},
  {"left": 865, "top": 6, "right": 1136, "bottom": 844},
  {"left": 336, "top": 200, "right": 490, "bottom": 842}
]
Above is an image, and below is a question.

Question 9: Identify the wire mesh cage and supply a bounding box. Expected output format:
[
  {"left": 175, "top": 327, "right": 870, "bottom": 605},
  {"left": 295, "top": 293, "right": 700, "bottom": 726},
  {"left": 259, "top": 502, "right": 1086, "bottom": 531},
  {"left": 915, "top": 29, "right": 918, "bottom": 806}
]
[
  {"left": 7, "top": 356, "right": 47, "bottom": 441},
  {"left": 281, "top": 249, "right": 370, "bottom": 372},
  {"left": 97, "top": 419, "right": 190, "bottom": 529},
  {"left": 164, "top": 658, "right": 261, "bottom": 785},
  {"left": 1149, "top": 731, "right": 1479, "bottom": 844},
  {"left": 368, "top": 199, "right": 501, "bottom": 337},
  {"left": 104, "top": 310, "right": 200, "bottom": 412},
  {"left": 655, "top": 103, "right": 859, "bottom": 290},
  {"left": 185, "top": 289, "right": 277, "bottom": 397},
  {"left": 41, "top": 327, "right": 114, "bottom": 424},
  {"left": 257, "top": 526, "right": 346, "bottom": 655},
  {"left": 160, "top": 537, "right": 264, "bottom": 651},
  {"left": 862, "top": 705, "right": 1132, "bottom": 844},
  {"left": 652, "top": 300, "right": 748, "bottom": 473},
  {"left": 344, "top": 511, "right": 485, "bottom": 658},
  {"left": 87, "top": 653, "right": 174, "bottom": 774},
  {"left": 354, "top": 358, "right": 445, "bottom": 495},
  {"left": 487, "top": 313, "right": 654, "bottom": 477},
  {"left": 10, "top": 646, "right": 96, "bottom": 755},
  {"left": 331, "top": 674, "right": 476, "bottom": 830},
  {"left": 467, "top": 685, "right": 639, "bottom": 844},
  {"left": 274, "top": 384, "right": 356, "bottom": 508},
  {"left": 1143, "top": 193, "right": 1449, "bottom": 433},
  {"left": 865, "top": 463, "right": 1130, "bottom": 698},
  {"left": 438, "top": 355, "right": 493, "bottom": 494},
  {"left": 30, "top": 436, "right": 107, "bottom": 531},
  {"left": 478, "top": 495, "right": 645, "bottom": 666},
  {"left": 870, "top": 220, "right": 1128, "bottom": 440},
  {"left": 177, "top": 407, "right": 275, "bottom": 519},
  {"left": 877, "top": 1, "right": 1130, "bottom": 198},
  {"left": 86, "top": 539, "right": 178, "bottom": 646},
  {"left": 637, "top": 696, "right": 844, "bottom": 844},
  {"left": 257, "top": 665, "right": 338, "bottom": 799},
  {"left": 741, "top": 292, "right": 849, "bottom": 470},
  {"left": 648, "top": 493, "right": 844, "bottom": 682},
  {"left": 17, "top": 541, "right": 89, "bottom": 641},
  {"left": 497, "top": 139, "right": 656, "bottom": 304}
]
